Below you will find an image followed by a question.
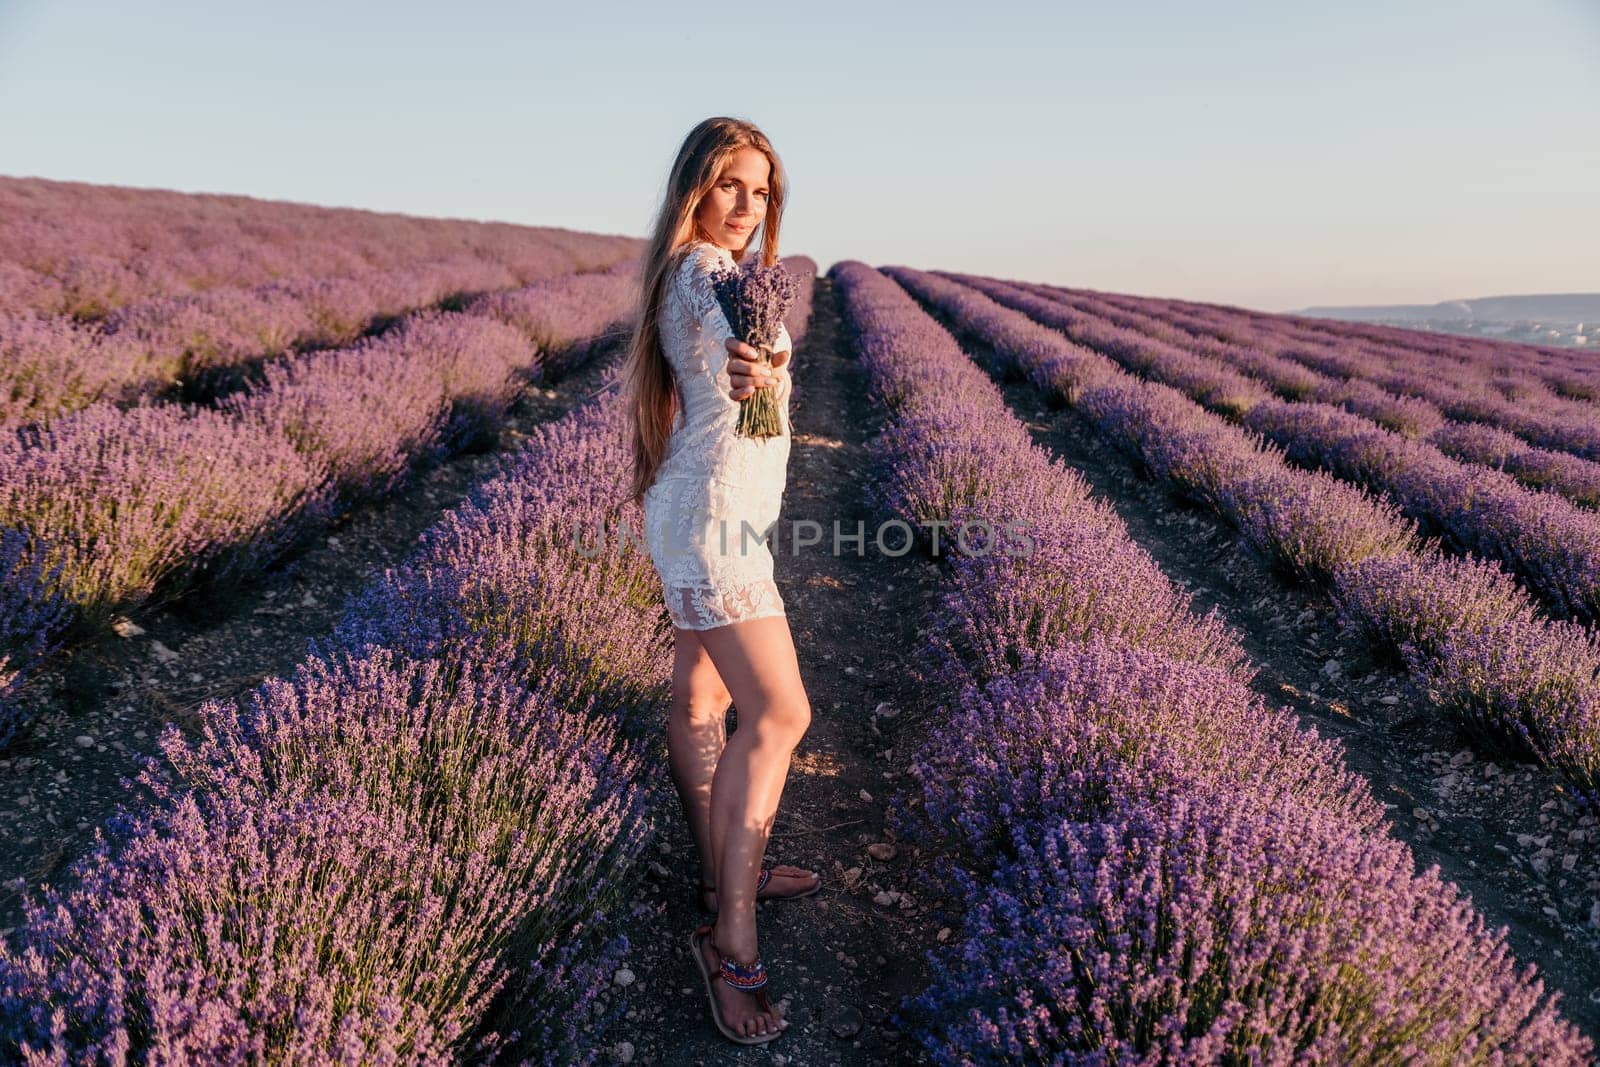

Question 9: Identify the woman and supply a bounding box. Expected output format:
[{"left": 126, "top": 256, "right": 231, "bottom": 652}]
[{"left": 621, "top": 116, "right": 819, "bottom": 1046}]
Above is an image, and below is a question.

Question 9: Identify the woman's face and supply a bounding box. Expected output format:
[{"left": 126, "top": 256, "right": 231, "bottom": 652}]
[{"left": 695, "top": 146, "right": 771, "bottom": 252}]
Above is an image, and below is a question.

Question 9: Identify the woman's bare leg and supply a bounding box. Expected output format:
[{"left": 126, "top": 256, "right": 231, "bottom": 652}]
[
  {"left": 694, "top": 612, "right": 812, "bottom": 1038},
  {"left": 666, "top": 627, "right": 733, "bottom": 889},
  {"left": 668, "top": 626, "right": 822, "bottom": 901}
]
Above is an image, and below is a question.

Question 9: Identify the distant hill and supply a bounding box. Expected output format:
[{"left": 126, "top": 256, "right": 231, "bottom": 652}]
[{"left": 1296, "top": 293, "right": 1600, "bottom": 324}]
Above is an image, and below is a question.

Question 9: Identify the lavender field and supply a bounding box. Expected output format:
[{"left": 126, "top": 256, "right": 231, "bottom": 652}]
[{"left": 2, "top": 178, "right": 1598, "bottom": 1063}]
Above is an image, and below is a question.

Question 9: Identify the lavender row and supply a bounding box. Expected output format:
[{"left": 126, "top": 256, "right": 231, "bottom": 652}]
[
  {"left": 1171, "top": 289, "right": 1600, "bottom": 401},
  {"left": 1242, "top": 401, "right": 1600, "bottom": 623},
  {"left": 839, "top": 270, "right": 1251, "bottom": 691},
  {"left": 1, "top": 256, "right": 514, "bottom": 427},
  {"left": 0, "top": 275, "right": 637, "bottom": 750},
  {"left": 1081, "top": 286, "right": 1600, "bottom": 462},
  {"left": 1303, "top": 316, "right": 1600, "bottom": 402},
  {"left": 1043, "top": 287, "right": 1600, "bottom": 511},
  {"left": 896, "top": 266, "right": 1600, "bottom": 809},
  {"left": 971, "top": 277, "right": 1600, "bottom": 625},
  {"left": 1087, "top": 285, "right": 1600, "bottom": 415},
  {"left": 1088, "top": 288, "right": 1600, "bottom": 506},
  {"left": 3, "top": 313, "right": 523, "bottom": 621},
  {"left": 3, "top": 251, "right": 643, "bottom": 432},
  {"left": 1428, "top": 421, "right": 1600, "bottom": 509},
  {"left": 0, "top": 175, "right": 643, "bottom": 318},
  {"left": 0, "top": 364, "right": 672, "bottom": 1062},
  {"left": 831, "top": 260, "right": 1589, "bottom": 1063},
  {"left": 926, "top": 268, "right": 1600, "bottom": 797},
  {"left": 464, "top": 263, "right": 641, "bottom": 380}
]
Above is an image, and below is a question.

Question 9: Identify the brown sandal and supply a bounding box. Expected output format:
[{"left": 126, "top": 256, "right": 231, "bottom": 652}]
[
  {"left": 688, "top": 923, "right": 787, "bottom": 1045},
  {"left": 697, "top": 865, "right": 823, "bottom": 914}
]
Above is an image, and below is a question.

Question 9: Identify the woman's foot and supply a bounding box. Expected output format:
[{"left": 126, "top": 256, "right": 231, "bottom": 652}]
[
  {"left": 698, "top": 863, "right": 822, "bottom": 912},
  {"left": 693, "top": 924, "right": 788, "bottom": 1042}
]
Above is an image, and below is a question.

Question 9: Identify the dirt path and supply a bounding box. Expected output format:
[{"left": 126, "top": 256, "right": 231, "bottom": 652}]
[
  {"left": 0, "top": 351, "right": 622, "bottom": 936},
  {"left": 588, "top": 278, "right": 950, "bottom": 1065},
  {"left": 937, "top": 321, "right": 1600, "bottom": 1042}
]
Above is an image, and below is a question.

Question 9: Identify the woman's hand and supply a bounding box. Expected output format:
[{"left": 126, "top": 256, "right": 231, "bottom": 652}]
[{"left": 726, "top": 337, "right": 790, "bottom": 401}]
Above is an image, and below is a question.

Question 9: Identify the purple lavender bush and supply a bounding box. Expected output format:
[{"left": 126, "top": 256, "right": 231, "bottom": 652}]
[
  {"left": 923, "top": 267, "right": 1600, "bottom": 800},
  {"left": 0, "top": 640, "right": 650, "bottom": 1063},
  {"left": 384, "top": 310, "right": 533, "bottom": 454},
  {"left": 883, "top": 265, "right": 1119, "bottom": 404},
  {"left": 222, "top": 328, "right": 454, "bottom": 502},
  {"left": 0, "top": 267, "right": 637, "bottom": 723},
  {"left": 866, "top": 395, "right": 1043, "bottom": 541},
  {"left": 92, "top": 255, "right": 514, "bottom": 398},
  {"left": 0, "top": 376, "right": 673, "bottom": 1063},
  {"left": 972, "top": 272, "right": 1600, "bottom": 626},
  {"left": 839, "top": 263, "right": 1249, "bottom": 691},
  {"left": 1416, "top": 616, "right": 1600, "bottom": 796},
  {"left": 1430, "top": 420, "right": 1600, "bottom": 510},
  {"left": 1078, "top": 377, "right": 1279, "bottom": 513},
  {"left": 1243, "top": 397, "right": 1600, "bottom": 624},
  {"left": 1331, "top": 550, "right": 1538, "bottom": 664},
  {"left": 907, "top": 790, "right": 1591, "bottom": 1065},
  {"left": 0, "top": 399, "right": 333, "bottom": 626},
  {"left": 947, "top": 271, "right": 1600, "bottom": 625},
  {"left": 332, "top": 372, "right": 673, "bottom": 733},
  {"left": 895, "top": 638, "right": 1386, "bottom": 872},
  {"left": 927, "top": 494, "right": 1252, "bottom": 692},
  {"left": 1229, "top": 466, "right": 1418, "bottom": 585},
  {"left": 466, "top": 266, "right": 638, "bottom": 379},
  {"left": 0, "top": 527, "right": 73, "bottom": 749},
  {"left": 0, "top": 312, "right": 153, "bottom": 429}
]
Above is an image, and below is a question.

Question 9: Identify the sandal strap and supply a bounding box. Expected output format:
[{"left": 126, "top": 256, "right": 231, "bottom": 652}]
[
  {"left": 700, "top": 868, "right": 775, "bottom": 895},
  {"left": 720, "top": 954, "right": 769, "bottom": 991}
]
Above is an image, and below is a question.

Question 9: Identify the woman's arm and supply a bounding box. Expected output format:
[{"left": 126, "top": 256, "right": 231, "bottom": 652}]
[
  {"left": 675, "top": 245, "right": 740, "bottom": 380},
  {"left": 677, "top": 247, "right": 791, "bottom": 401}
]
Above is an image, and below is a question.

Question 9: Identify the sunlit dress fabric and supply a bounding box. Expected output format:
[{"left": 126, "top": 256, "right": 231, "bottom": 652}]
[{"left": 642, "top": 240, "right": 794, "bottom": 631}]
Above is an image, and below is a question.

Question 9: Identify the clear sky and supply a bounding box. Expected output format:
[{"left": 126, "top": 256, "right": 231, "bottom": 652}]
[{"left": 1, "top": 0, "right": 1596, "bottom": 311}]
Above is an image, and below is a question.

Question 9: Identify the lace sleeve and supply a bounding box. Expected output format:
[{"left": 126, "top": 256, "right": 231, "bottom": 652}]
[{"left": 672, "top": 246, "right": 737, "bottom": 379}]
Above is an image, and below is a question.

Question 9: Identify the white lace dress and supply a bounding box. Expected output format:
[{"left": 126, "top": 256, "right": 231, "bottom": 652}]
[{"left": 641, "top": 240, "right": 795, "bottom": 631}]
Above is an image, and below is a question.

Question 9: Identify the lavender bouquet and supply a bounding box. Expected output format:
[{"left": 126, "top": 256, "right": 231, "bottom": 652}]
[{"left": 709, "top": 261, "right": 800, "bottom": 438}]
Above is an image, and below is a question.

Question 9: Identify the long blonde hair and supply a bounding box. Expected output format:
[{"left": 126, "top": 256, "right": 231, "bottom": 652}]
[{"left": 622, "top": 116, "right": 786, "bottom": 507}]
